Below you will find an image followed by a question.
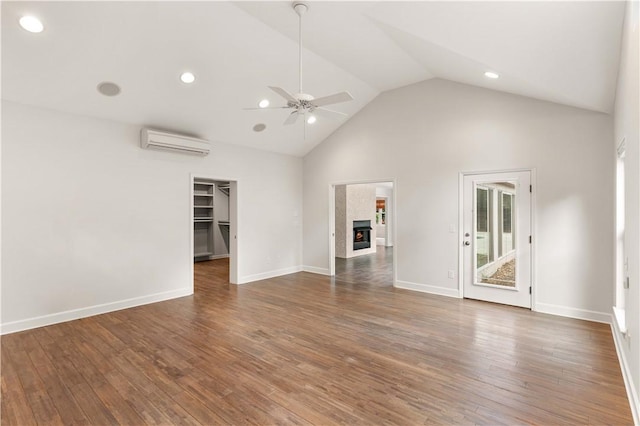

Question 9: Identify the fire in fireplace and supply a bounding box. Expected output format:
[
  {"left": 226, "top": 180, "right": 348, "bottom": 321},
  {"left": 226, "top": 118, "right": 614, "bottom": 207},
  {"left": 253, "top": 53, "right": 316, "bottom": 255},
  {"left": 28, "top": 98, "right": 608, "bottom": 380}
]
[{"left": 353, "top": 220, "right": 372, "bottom": 250}]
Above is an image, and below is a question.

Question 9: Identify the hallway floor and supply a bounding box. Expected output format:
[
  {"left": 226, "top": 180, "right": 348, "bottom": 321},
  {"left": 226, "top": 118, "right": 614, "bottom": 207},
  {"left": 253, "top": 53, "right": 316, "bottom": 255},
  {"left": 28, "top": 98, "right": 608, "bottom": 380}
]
[{"left": 335, "top": 245, "right": 393, "bottom": 287}]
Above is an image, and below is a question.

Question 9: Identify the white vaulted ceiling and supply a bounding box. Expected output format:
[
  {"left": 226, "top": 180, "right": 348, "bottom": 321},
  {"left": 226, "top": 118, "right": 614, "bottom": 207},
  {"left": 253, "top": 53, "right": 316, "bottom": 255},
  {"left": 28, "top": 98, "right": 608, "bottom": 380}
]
[{"left": 2, "top": 1, "right": 626, "bottom": 157}]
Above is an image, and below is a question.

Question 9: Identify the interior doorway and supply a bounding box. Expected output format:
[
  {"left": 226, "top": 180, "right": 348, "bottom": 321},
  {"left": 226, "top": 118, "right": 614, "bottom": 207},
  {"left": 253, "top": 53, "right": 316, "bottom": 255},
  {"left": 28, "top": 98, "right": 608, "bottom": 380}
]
[
  {"left": 329, "top": 180, "right": 396, "bottom": 287},
  {"left": 461, "top": 170, "right": 532, "bottom": 308},
  {"left": 191, "top": 175, "right": 238, "bottom": 291}
]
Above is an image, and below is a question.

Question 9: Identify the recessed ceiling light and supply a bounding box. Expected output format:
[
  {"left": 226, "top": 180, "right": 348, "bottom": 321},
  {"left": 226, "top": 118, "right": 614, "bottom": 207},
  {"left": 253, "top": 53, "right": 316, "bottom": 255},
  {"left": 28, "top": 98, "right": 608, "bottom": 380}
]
[
  {"left": 97, "top": 81, "right": 121, "bottom": 97},
  {"left": 258, "top": 99, "right": 270, "bottom": 108},
  {"left": 484, "top": 71, "right": 500, "bottom": 79},
  {"left": 180, "top": 72, "right": 195, "bottom": 84},
  {"left": 307, "top": 115, "right": 317, "bottom": 124},
  {"left": 253, "top": 123, "right": 266, "bottom": 132},
  {"left": 19, "top": 16, "right": 44, "bottom": 33}
]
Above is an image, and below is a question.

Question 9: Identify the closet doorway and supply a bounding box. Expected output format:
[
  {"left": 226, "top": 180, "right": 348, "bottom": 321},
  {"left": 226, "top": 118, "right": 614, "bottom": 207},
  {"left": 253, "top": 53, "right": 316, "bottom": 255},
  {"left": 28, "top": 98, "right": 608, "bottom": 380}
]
[
  {"left": 190, "top": 175, "right": 238, "bottom": 290},
  {"left": 329, "top": 180, "right": 396, "bottom": 287}
]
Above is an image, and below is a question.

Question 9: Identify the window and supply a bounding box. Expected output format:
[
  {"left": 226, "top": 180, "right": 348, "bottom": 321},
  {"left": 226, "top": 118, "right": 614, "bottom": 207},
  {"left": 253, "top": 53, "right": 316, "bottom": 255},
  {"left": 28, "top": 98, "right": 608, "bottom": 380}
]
[
  {"left": 476, "top": 187, "right": 492, "bottom": 267},
  {"left": 500, "top": 192, "right": 514, "bottom": 256},
  {"left": 475, "top": 183, "right": 516, "bottom": 286},
  {"left": 502, "top": 193, "right": 512, "bottom": 233},
  {"left": 477, "top": 187, "right": 489, "bottom": 232}
]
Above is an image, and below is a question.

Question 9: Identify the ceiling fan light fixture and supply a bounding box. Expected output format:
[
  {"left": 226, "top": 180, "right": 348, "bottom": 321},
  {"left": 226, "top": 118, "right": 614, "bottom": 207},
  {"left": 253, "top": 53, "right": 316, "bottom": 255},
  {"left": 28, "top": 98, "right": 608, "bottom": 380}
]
[
  {"left": 258, "top": 99, "right": 270, "bottom": 108},
  {"left": 484, "top": 71, "right": 500, "bottom": 79},
  {"left": 307, "top": 115, "right": 317, "bottom": 124}
]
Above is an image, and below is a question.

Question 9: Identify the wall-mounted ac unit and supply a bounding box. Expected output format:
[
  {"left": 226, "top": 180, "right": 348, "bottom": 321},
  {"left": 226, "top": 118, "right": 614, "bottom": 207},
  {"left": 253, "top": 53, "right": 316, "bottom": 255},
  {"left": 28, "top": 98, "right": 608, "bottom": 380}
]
[{"left": 140, "top": 128, "right": 210, "bottom": 156}]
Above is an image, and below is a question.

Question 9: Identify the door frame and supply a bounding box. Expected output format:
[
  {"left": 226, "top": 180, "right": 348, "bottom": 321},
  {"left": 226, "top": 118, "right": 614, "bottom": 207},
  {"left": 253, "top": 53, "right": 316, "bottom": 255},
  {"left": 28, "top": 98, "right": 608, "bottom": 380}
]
[
  {"left": 458, "top": 168, "right": 537, "bottom": 311},
  {"left": 190, "top": 173, "right": 239, "bottom": 289},
  {"left": 328, "top": 178, "right": 397, "bottom": 286}
]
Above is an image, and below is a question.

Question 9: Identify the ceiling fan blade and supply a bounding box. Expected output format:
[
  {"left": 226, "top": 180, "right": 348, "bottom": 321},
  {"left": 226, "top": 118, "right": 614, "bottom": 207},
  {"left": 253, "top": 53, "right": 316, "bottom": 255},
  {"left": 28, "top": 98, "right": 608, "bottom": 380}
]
[
  {"left": 311, "top": 91, "right": 354, "bottom": 107},
  {"left": 243, "top": 106, "right": 289, "bottom": 110},
  {"left": 313, "top": 107, "right": 348, "bottom": 117},
  {"left": 284, "top": 111, "right": 299, "bottom": 125},
  {"left": 269, "top": 86, "right": 298, "bottom": 104}
]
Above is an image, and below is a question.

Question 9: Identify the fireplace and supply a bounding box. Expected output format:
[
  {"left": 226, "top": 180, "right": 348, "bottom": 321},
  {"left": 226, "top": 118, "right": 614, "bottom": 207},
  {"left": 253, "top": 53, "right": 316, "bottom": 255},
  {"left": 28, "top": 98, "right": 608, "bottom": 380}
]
[{"left": 353, "top": 220, "right": 372, "bottom": 250}]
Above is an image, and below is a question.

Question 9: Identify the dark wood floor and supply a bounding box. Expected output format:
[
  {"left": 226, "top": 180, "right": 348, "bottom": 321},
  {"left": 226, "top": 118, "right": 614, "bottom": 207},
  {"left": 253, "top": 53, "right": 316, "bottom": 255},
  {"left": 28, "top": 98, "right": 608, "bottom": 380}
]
[
  {"left": 1, "top": 257, "right": 632, "bottom": 425},
  {"left": 335, "top": 245, "right": 393, "bottom": 287}
]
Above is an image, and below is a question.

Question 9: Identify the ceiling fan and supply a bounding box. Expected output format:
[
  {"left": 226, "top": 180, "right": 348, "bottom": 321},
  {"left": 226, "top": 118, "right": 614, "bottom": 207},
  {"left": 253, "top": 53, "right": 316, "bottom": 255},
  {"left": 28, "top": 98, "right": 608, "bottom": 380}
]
[{"left": 246, "top": 2, "right": 354, "bottom": 126}]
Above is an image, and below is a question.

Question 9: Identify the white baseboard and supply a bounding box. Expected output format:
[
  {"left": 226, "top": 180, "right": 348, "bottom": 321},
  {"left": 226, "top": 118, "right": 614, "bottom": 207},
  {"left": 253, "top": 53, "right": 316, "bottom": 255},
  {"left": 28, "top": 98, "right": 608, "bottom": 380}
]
[
  {"left": 303, "top": 265, "right": 330, "bottom": 275},
  {"left": 0, "top": 287, "right": 193, "bottom": 335},
  {"left": 611, "top": 313, "right": 639, "bottom": 425},
  {"left": 376, "top": 238, "right": 386, "bottom": 246},
  {"left": 535, "top": 302, "right": 611, "bottom": 324},
  {"left": 238, "top": 266, "right": 303, "bottom": 284},
  {"left": 208, "top": 254, "right": 229, "bottom": 260},
  {"left": 395, "top": 280, "right": 460, "bottom": 298}
]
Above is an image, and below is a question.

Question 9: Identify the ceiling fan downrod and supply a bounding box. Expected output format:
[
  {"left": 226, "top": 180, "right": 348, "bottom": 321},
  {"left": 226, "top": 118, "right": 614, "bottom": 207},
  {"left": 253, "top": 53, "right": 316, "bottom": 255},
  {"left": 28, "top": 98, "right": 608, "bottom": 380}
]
[{"left": 293, "top": 2, "right": 308, "bottom": 95}]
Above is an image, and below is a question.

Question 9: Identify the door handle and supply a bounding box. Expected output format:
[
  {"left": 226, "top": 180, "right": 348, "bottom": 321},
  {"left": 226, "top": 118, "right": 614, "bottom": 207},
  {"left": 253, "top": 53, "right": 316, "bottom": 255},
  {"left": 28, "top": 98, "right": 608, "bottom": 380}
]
[{"left": 464, "top": 241, "right": 471, "bottom": 246}]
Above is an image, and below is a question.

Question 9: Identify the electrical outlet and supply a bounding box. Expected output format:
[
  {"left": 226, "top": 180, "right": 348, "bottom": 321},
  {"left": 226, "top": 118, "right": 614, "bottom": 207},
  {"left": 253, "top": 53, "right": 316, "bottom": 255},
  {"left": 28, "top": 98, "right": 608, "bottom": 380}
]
[{"left": 448, "top": 270, "right": 455, "bottom": 279}]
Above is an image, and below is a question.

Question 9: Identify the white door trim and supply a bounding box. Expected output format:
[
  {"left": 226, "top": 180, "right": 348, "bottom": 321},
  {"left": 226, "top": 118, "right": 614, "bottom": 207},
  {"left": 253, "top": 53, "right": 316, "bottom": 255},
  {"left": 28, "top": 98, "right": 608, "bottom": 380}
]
[
  {"left": 328, "top": 178, "right": 397, "bottom": 287},
  {"left": 458, "top": 168, "right": 537, "bottom": 311},
  {"left": 190, "top": 174, "right": 239, "bottom": 287}
]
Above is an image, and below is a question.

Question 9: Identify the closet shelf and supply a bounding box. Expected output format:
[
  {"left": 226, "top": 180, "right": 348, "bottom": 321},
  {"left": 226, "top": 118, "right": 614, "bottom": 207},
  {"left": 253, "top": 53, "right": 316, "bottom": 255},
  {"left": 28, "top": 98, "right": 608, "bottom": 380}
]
[{"left": 194, "top": 180, "right": 216, "bottom": 262}]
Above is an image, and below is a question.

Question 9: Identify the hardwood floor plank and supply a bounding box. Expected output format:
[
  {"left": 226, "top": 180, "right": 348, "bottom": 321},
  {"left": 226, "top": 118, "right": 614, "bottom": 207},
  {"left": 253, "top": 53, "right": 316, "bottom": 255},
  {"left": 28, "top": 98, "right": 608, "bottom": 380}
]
[
  {"left": 1, "top": 250, "right": 633, "bottom": 425},
  {"left": 25, "top": 340, "right": 91, "bottom": 425},
  {"left": 3, "top": 337, "right": 65, "bottom": 425},
  {"left": 121, "top": 348, "right": 226, "bottom": 425},
  {"left": 109, "top": 350, "right": 201, "bottom": 425},
  {"left": 1, "top": 369, "right": 38, "bottom": 425}
]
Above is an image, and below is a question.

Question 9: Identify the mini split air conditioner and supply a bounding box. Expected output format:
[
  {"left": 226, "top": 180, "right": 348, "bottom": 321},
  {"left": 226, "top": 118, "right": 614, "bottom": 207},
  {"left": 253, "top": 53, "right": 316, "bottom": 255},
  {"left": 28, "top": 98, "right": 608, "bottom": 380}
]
[{"left": 140, "top": 128, "right": 210, "bottom": 155}]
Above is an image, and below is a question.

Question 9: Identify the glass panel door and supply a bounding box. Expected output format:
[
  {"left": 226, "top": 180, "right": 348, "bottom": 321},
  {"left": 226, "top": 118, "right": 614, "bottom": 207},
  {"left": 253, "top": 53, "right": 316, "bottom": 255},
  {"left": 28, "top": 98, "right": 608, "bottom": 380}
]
[{"left": 463, "top": 171, "right": 531, "bottom": 308}]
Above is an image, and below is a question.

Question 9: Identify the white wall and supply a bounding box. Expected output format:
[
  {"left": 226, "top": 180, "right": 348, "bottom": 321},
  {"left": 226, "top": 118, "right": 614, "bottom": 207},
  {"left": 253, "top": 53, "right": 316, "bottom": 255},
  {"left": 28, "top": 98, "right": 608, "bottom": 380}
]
[
  {"left": 1, "top": 101, "right": 303, "bottom": 333},
  {"left": 613, "top": 0, "right": 640, "bottom": 420},
  {"left": 304, "top": 78, "right": 614, "bottom": 318}
]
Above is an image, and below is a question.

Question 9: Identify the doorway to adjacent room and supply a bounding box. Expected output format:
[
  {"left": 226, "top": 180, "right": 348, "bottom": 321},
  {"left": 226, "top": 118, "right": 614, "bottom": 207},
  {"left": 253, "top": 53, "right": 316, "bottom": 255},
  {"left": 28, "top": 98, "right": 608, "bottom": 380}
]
[
  {"left": 329, "top": 180, "right": 396, "bottom": 287},
  {"left": 191, "top": 175, "right": 238, "bottom": 291}
]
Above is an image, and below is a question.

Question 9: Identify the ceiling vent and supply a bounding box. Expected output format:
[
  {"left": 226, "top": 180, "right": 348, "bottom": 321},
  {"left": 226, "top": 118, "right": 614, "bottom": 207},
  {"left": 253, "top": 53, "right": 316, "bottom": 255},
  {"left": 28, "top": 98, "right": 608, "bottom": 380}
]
[{"left": 140, "top": 128, "right": 210, "bottom": 156}]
